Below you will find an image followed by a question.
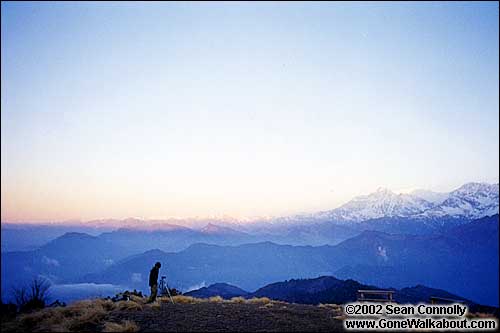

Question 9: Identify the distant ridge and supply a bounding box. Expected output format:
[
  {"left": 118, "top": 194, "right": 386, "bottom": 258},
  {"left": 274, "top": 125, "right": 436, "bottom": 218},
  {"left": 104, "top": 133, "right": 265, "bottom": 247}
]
[{"left": 185, "top": 283, "right": 249, "bottom": 299}]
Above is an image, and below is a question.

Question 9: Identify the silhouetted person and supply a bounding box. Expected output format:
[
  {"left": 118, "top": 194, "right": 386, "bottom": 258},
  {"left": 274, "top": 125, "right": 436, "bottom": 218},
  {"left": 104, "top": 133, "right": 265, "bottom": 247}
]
[{"left": 147, "top": 262, "right": 161, "bottom": 303}]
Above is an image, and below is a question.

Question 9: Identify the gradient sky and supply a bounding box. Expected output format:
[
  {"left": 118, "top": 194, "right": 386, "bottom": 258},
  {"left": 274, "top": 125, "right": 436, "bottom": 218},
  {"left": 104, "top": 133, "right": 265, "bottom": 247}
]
[{"left": 1, "top": 1, "right": 499, "bottom": 222}]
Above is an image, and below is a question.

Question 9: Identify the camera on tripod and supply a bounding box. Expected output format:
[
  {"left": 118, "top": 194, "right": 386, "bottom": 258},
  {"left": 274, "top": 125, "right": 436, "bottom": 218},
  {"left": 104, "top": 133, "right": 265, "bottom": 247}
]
[{"left": 159, "top": 276, "right": 168, "bottom": 296}]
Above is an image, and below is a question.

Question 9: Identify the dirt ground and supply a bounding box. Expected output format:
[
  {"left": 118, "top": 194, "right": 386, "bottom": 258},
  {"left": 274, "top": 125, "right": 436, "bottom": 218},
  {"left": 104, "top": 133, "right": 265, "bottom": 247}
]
[{"left": 106, "top": 302, "right": 344, "bottom": 332}]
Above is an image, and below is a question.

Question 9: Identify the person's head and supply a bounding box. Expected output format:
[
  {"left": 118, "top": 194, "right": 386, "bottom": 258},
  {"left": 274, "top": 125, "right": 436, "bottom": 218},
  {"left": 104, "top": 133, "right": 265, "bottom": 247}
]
[{"left": 155, "top": 262, "right": 161, "bottom": 268}]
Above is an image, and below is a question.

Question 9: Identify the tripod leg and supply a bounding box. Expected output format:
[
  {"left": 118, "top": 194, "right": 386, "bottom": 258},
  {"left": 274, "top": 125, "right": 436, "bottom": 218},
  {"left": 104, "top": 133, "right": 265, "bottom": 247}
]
[{"left": 166, "top": 283, "right": 175, "bottom": 304}]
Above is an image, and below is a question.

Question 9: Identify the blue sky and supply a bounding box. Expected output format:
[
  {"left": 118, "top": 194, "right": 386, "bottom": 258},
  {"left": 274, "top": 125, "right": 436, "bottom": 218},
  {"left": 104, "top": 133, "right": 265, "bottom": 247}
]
[{"left": 1, "top": 2, "right": 499, "bottom": 222}]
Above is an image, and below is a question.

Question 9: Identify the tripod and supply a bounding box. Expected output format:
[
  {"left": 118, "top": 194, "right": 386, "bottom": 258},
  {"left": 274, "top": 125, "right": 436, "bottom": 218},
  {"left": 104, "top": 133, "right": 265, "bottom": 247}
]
[{"left": 159, "top": 276, "right": 175, "bottom": 304}]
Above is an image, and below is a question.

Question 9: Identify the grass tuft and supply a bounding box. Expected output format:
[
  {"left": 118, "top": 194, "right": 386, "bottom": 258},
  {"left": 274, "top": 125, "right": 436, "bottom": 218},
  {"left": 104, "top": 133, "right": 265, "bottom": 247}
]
[
  {"left": 208, "top": 296, "right": 224, "bottom": 303},
  {"left": 171, "top": 295, "right": 202, "bottom": 304},
  {"left": 18, "top": 298, "right": 110, "bottom": 332},
  {"left": 230, "top": 296, "right": 246, "bottom": 303},
  {"left": 129, "top": 295, "right": 146, "bottom": 304},
  {"left": 102, "top": 320, "right": 140, "bottom": 332},
  {"left": 19, "top": 308, "right": 66, "bottom": 331},
  {"left": 149, "top": 303, "right": 161, "bottom": 311},
  {"left": 247, "top": 297, "right": 272, "bottom": 305},
  {"left": 115, "top": 300, "right": 143, "bottom": 311}
]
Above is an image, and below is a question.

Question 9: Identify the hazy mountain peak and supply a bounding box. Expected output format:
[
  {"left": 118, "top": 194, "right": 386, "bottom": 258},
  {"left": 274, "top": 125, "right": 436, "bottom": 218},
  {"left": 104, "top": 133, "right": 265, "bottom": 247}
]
[
  {"left": 200, "top": 223, "right": 243, "bottom": 235},
  {"left": 53, "top": 232, "right": 97, "bottom": 241},
  {"left": 201, "top": 223, "right": 222, "bottom": 233},
  {"left": 142, "top": 249, "right": 167, "bottom": 256}
]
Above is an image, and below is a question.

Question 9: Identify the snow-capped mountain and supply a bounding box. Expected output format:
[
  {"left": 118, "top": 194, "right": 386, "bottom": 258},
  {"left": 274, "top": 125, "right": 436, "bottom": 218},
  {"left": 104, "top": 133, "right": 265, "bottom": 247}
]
[
  {"left": 418, "top": 183, "right": 499, "bottom": 220},
  {"left": 315, "top": 188, "right": 435, "bottom": 222},
  {"left": 310, "top": 182, "right": 499, "bottom": 223}
]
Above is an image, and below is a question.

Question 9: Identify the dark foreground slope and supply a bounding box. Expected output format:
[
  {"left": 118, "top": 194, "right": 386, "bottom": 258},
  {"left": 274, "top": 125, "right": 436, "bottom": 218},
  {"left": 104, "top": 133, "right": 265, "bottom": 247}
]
[
  {"left": 1, "top": 298, "right": 344, "bottom": 332},
  {"left": 107, "top": 302, "right": 343, "bottom": 332}
]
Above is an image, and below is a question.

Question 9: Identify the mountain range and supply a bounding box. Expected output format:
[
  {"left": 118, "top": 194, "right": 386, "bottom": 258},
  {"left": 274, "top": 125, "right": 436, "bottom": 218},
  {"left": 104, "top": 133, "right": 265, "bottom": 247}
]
[
  {"left": 1, "top": 182, "right": 498, "bottom": 307},
  {"left": 68, "top": 214, "right": 498, "bottom": 306},
  {"left": 2, "top": 182, "right": 498, "bottom": 253},
  {"left": 303, "top": 182, "right": 499, "bottom": 223}
]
